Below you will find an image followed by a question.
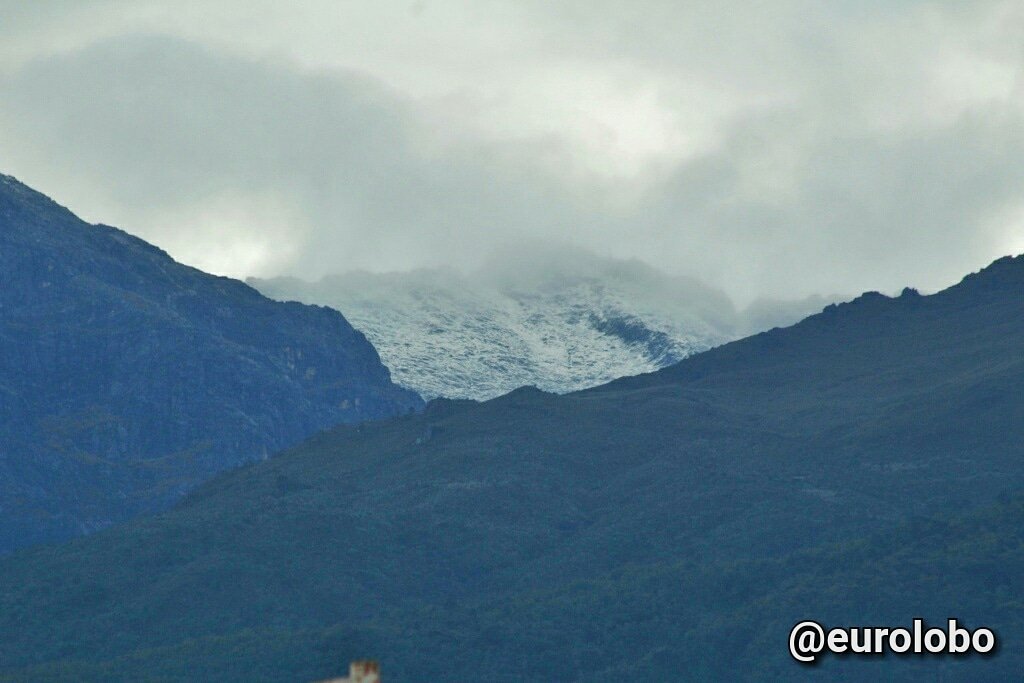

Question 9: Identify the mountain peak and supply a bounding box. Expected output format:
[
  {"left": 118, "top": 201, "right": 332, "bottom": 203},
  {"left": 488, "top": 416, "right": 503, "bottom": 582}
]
[
  {"left": 0, "top": 173, "right": 77, "bottom": 222},
  {"left": 252, "top": 257, "right": 833, "bottom": 400},
  {"left": 0, "top": 173, "right": 422, "bottom": 553},
  {"left": 952, "top": 253, "right": 1024, "bottom": 293}
]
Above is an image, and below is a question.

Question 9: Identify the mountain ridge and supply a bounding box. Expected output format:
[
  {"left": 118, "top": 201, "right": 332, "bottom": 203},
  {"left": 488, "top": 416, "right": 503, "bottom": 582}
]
[
  {"left": 0, "top": 252, "right": 1020, "bottom": 680},
  {"left": 0, "top": 173, "right": 422, "bottom": 553}
]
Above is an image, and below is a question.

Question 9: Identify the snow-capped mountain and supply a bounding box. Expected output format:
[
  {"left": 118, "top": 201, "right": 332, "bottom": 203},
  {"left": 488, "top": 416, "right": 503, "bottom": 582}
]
[{"left": 251, "top": 249, "right": 834, "bottom": 400}]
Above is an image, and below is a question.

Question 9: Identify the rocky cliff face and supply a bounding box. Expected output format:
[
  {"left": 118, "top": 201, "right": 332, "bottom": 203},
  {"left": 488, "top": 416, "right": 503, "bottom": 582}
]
[{"left": 0, "top": 173, "right": 422, "bottom": 553}]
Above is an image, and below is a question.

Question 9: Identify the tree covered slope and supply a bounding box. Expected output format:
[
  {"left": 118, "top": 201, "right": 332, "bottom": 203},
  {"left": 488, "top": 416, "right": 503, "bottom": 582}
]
[{"left": 0, "top": 254, "right": 1021, "bottom": 680}]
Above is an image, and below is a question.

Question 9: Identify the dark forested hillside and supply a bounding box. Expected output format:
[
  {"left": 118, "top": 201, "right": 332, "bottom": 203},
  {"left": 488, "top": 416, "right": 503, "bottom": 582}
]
[
  {"left": 0, "top": 174, "right": 422, "bottom": 553},
  {"left": 0, "top": 253, "right": 1021, "bottom": 681}
]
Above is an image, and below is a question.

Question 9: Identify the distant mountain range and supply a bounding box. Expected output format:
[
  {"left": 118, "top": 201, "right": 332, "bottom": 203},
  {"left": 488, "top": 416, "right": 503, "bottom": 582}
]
[
  {"left": 251, "top": 249, "right": 836, "bottom": 400},
  {"left": 2, "top": 253, "right": 1020, "bottom": 681},
  {"left": 0, "top": 174, "right": 421, "bottom": 554}
]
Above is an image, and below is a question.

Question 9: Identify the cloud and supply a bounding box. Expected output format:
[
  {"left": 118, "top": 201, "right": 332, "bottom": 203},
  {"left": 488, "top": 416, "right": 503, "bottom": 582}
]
[
  {"left": 0, "top": 1, "right": 1022, "bottom": 302},
  {"left": 0, "top": 34, "right": 609, "bottom": 277}
]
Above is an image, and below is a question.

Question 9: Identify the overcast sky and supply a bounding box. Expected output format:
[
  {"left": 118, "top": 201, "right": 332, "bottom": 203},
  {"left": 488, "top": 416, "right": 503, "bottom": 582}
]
[{"left": 1, "top": 0, "right": 1022, "bottom": 301}]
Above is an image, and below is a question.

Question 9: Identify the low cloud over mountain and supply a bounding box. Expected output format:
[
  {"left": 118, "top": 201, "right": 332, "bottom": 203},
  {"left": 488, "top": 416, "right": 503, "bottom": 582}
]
[{"left": 252, "top": 246, "right": 835, "bottom": 399}]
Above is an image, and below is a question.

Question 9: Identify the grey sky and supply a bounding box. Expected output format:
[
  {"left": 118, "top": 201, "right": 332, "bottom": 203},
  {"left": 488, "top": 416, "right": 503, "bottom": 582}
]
[{"left": 1, "top": 0, "right": 1022, "bottom": 301}]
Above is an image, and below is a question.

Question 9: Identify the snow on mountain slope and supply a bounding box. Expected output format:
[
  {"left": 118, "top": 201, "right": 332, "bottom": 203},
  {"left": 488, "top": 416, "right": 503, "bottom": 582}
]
[{"left": 251, "top": 250, "right": 833, "bottom": 400}]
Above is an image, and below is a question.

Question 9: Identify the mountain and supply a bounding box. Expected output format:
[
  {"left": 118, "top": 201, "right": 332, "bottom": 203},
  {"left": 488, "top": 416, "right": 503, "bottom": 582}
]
[
  {"left": 0, "top": 173, "right": 422, "bottom": 554},
  {"left": 249, "top": 248, "right": 832, "bottom": 400},
  {"left": 0, "top": 254, "right": 1020, "bottom": 681}
]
